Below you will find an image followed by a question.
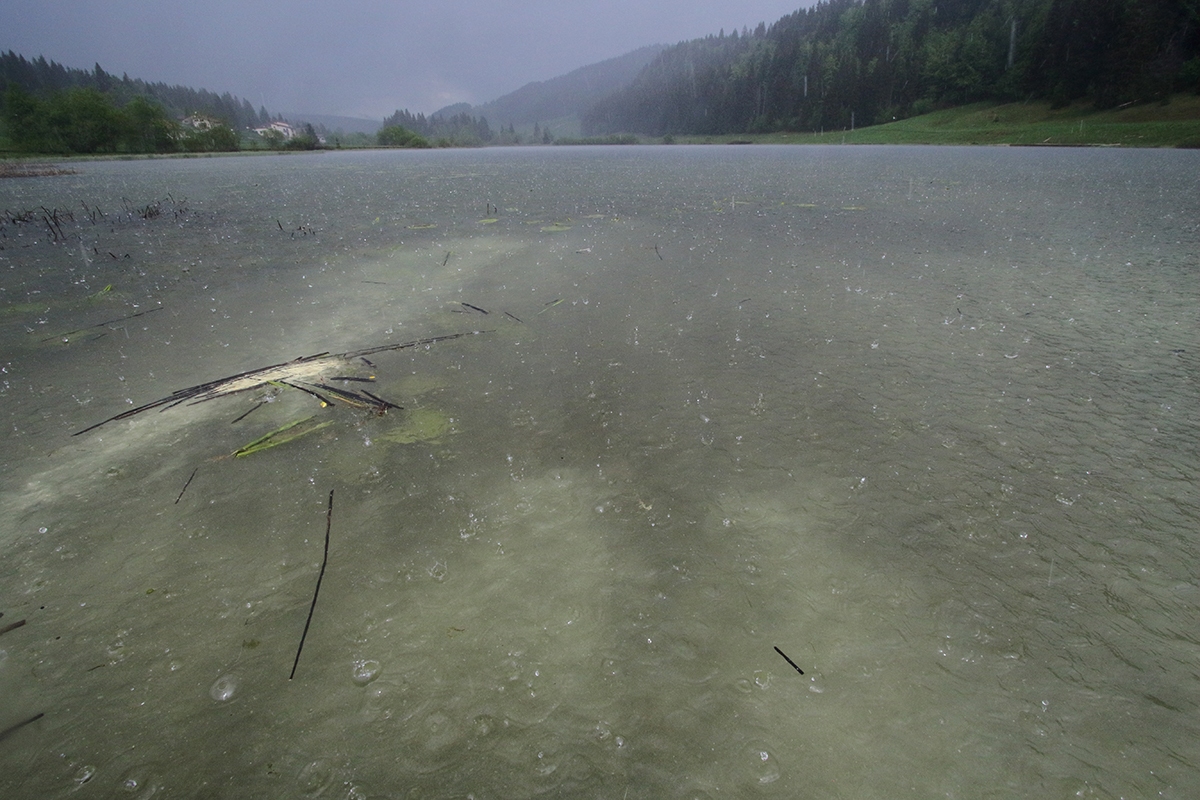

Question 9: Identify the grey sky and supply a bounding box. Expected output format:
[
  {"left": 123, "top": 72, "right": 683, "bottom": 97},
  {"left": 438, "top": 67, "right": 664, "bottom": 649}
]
[{"left": 0, "top": 1, "right": 813, "bottom": 119}]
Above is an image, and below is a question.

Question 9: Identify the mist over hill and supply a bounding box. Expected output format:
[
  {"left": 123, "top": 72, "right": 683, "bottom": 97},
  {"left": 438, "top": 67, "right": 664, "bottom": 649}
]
[
  {"left": 281, "top": 113, "right": 381, "bottom": 135},
  {"left": 431, "top": 44, "right": 665, "bottom": 133}
]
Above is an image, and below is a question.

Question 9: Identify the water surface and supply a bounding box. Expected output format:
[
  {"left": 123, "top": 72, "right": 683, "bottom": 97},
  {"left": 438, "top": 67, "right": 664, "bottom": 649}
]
[{"left": 1, "top": 145, "right": 1198, "bottom": 798}]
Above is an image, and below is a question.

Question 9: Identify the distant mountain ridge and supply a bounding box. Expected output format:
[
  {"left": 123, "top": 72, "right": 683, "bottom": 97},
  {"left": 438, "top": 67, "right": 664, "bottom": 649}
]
[{"left": 433, "top": 44, "right": 666, "bottom": 129}]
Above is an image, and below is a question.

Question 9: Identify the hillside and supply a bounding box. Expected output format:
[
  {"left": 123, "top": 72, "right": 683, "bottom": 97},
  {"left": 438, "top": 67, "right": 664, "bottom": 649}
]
[
  {"left": 428, "top": 45, "right": 666, "bottom": 138},
  {"left": 0, "top": 50, "right": 271, "bottom": 130},
  {"left": 667, "top": 94, "right": 1200, "bottom": 147},
  {"left": 583, "top": 0, "right": 1200, "bottom": 137}
]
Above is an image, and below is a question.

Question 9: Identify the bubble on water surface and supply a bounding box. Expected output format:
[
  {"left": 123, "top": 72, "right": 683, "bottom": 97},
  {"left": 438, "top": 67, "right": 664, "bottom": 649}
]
[
  {"left": 351, "top": 659, "right": 381, "bottom": 686},
  {"left": 208, "top": 673, "right": 238, "bottom": 701},
  {"left": 743, "top": 744, "right": 781, "bottom": 785},
  {"left": 73, "top": 764, "right": 97, "bottom": 785},
  {"left": 297, "top": 759, "right": 335, "bottom": 796},
  {"left": 116, "top": 763, "right": 163, "bottom": 796}
]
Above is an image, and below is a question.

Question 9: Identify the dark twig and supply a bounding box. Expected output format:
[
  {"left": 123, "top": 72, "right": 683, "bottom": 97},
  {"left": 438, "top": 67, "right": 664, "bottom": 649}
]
[
  {"left": 290, "top": 490, "right": 334, "bottom": 680},
  {"left": 230, "top": 401, "right": 266, "bottom": 424},
  {"left": 773, "top": 646, "right": 805, "bottom": 675},
  {"left": 0, "top": 712, "right": 44, "bottom": 743},
  {"left": 174, "top": 467, "right": 198, "bottom": 504},
  {"left": 0, "top": 619, "right": 27, "bottom": 636},
  {"left": 359, "top": 389, "right": 401, "bottom": 410},
  {"left": 41, "top": 307, "right": 163, "bottom": 343}
]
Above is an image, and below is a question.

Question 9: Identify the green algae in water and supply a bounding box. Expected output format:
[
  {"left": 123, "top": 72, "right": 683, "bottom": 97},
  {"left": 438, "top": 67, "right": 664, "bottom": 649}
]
[{"left": 379, "top": 406, "right": 455, "bottom": 444}]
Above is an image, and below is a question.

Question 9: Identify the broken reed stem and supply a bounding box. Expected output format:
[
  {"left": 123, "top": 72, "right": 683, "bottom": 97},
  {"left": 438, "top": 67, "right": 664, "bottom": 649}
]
[
  {"left": 290, "top": 489, "right": 334, "bottom": 680},
  {"left": 174, "top": 467, "right": 198, "bottom": 504}
]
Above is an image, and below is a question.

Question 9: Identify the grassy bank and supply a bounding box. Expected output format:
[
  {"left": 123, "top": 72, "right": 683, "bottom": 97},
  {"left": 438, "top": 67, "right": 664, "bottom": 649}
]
[{"left": 678, "top": 94, "right": 1200, "bottom": 148}]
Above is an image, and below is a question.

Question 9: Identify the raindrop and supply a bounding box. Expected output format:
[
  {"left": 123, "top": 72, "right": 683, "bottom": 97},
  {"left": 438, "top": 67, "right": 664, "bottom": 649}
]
[
  {"left": 209, "top": 673, "right": 238, "bottom": 701},
  {"left": 746, "top": 745, "right": 781, "bottom": 785},
  {"left": 351, "top": 659, "right": 381, "bottom": 686},
  {"left": 297, "top": 760, "right": 335, "bottom": 796}
]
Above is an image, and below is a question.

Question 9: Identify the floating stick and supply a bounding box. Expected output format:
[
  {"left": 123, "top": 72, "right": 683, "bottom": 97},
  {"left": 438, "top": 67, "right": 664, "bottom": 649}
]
[
  {"left": 230, "top": 401, "right": 266, "bottom": 424},
  {"left": 41, "top": 307, "right": 164, "bottom": 343},
  {"left": 0, "top": 619, "right": 27, "bottom": 636},
  {"left": 290, "top": 490, "right": 334, "bottom": 680},
  {"left": 359, "top": 389, "right": 401, "bottom": 410},
  {"left": 461, "top": 302, "right": 489, "bottom": 314},
  {"left": 504, "top": 311, "right": 524, "bottom": 323},
  {"left": 0, "top": 712, "right": 44, "bottom": 743},
  {"left": 174, "top": 467, "right": 198, "bottom": 504},
  {"left": 773, "top": 646, "right": 805, "bottom": 675},
  {"left": 280, "top": 380, "right": 335, "bottom": 408}
]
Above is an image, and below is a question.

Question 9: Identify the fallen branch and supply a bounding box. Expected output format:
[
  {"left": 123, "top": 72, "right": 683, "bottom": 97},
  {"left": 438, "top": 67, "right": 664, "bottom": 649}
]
[{"left": 73, "top": 331, "right": 489, "bottom": 435}]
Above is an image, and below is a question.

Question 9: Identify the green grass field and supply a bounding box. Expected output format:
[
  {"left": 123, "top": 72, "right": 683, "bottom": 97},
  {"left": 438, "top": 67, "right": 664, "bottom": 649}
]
[{"left": 681, "top": 94, "right": 1200, "bottom": 148}]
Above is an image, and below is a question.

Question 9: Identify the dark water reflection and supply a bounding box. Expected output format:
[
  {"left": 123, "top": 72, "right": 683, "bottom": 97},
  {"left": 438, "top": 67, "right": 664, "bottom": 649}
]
[{"left": 1, "top": 146, "right": 1198, "bottom": 798}]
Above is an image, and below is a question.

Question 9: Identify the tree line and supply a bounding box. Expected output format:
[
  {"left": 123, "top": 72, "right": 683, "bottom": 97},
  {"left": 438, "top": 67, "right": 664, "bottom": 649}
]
[
  {"left": 0, "top": 51, "right": 283, "bottom": 154},
  {"left": 381, "top": 109, "right": 497, "bottom": 147},
  {"left": 582, "top": 0, "right": 1200, "bottom": 136},
  {"left": 3, "top": 84, "right": 245, "bottom": 154},
  {"left": 1, "top": 52, "right": 272, "bottom": 129}
]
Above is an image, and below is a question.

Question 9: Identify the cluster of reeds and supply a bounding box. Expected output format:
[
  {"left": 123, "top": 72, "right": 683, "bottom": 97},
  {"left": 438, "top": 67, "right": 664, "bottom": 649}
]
[{"left": 120, "top": 194, "right": 190, "bottom": 222}]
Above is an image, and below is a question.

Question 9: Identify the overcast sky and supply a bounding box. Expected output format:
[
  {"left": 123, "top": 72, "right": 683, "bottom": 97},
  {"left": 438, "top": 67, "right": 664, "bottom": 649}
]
[{"left": 1, "top": 1, "right": 814, "bottom": 119}]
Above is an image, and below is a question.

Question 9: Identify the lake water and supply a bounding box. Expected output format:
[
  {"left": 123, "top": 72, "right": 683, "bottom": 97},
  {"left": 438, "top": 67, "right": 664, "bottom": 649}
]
[{"left": 1, "top": 145, "right": 1198, "bottom": 798}]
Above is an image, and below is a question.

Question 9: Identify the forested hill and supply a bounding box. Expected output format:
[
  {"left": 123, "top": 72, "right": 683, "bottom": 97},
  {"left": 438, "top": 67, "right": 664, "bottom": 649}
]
[
  {"left": 0, "top": 50, "right": 272, "bottom": 130},
  {"left": 582, "top": 0, "right": 1200, "bottom": 137},
  {"left": 472, "top": 44, "right": 666, "bottom": 126}
]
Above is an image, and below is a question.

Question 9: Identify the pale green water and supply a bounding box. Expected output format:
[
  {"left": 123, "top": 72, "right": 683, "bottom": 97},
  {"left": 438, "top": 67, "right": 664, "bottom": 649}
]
[{"left": 1, "top": 146, "right": 1198, "bottom": 798}]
